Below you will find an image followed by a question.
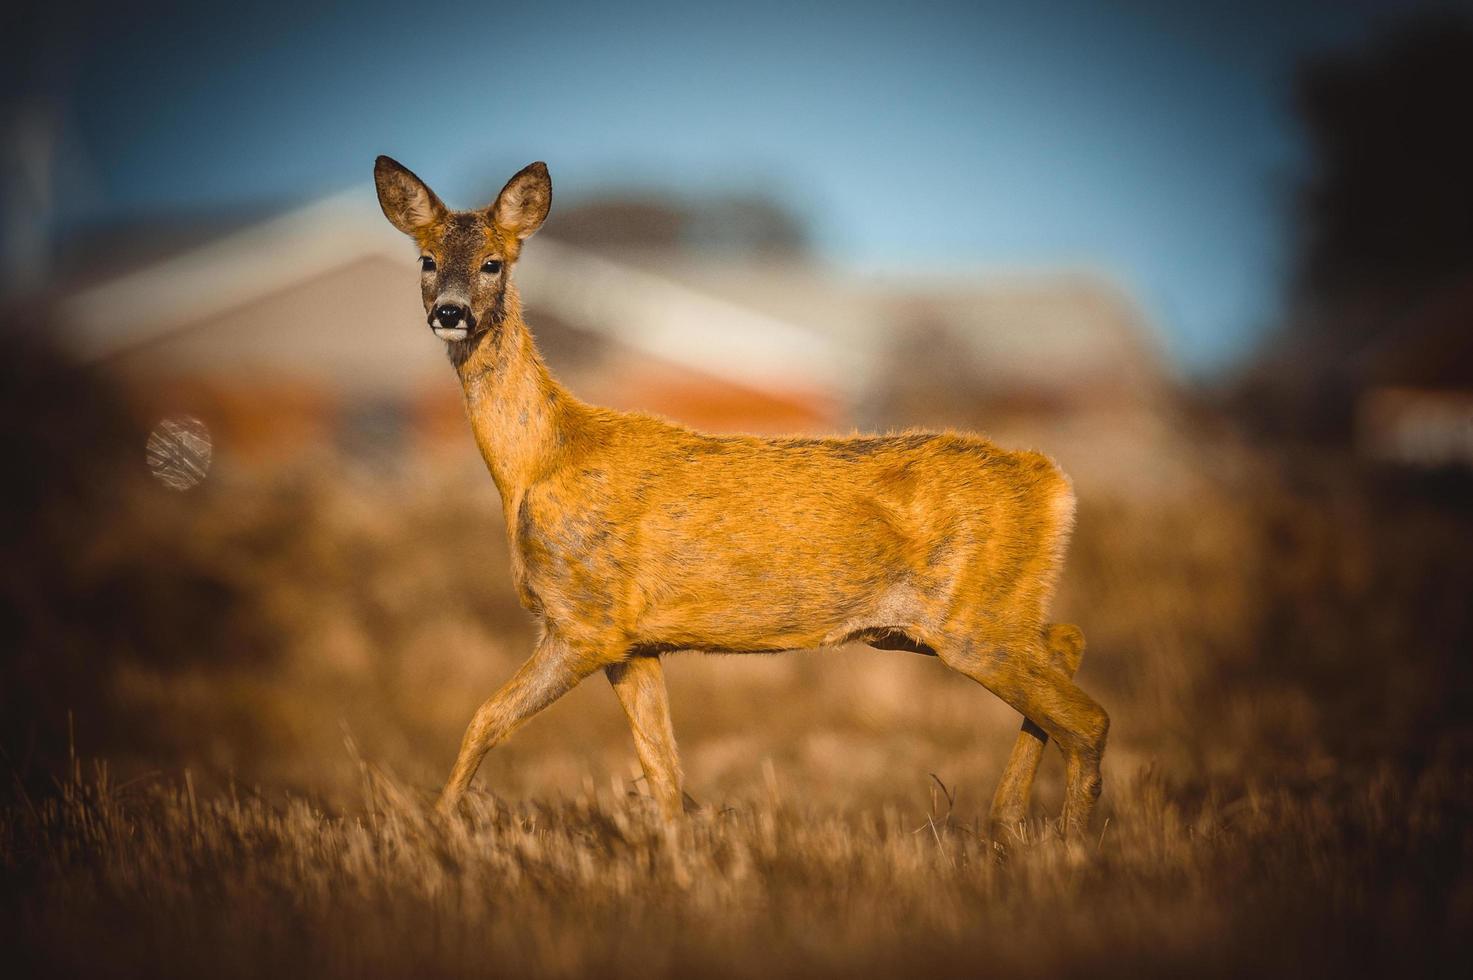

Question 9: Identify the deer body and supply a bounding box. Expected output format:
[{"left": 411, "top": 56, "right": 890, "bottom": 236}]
[{"left": 376, "top": 157, "right": 1109, "bottom": 838}]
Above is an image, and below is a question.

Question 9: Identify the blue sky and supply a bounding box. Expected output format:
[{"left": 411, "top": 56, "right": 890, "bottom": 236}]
[{"left": 19, "top": 0, "right": 1456, "bottom": 371}]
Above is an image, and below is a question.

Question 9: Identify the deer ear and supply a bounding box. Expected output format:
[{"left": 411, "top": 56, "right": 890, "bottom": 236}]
[
  {"left": 489, "top": 162, "right": 551, "bottom": 240},
  {"left": 374, "top": 156, "right": 446, "bottom": 237}
]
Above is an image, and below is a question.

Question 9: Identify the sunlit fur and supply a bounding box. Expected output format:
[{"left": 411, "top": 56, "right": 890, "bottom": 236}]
[{"left": 374, "top": 156, "right": 1109, "bottom": 838}]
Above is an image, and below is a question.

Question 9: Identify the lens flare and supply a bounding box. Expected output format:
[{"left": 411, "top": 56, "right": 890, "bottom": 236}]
[{"left": 145, "top": 416, "right": 213, "bottom": 490}]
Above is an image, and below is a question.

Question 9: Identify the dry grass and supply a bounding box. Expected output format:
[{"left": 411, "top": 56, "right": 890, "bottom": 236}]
[
  {"left": 3, "top": 352, "right": 1473, "bottom": 975},
  {"left": 4, "top": 746, "right": 1470, "bottom": 978}
]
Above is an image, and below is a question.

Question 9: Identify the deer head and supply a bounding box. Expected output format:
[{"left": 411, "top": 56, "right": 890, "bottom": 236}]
[{"left": 374, "top": 156, "right": 551, "bottom": 342}]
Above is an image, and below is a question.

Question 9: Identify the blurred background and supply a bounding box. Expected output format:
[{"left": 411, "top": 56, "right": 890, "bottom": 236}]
[{"left": 2, "top": 0, "right": 1471, "bottom": 823}]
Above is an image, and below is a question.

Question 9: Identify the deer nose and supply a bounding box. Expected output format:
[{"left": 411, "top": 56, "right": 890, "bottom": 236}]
[{"left": 434, "top": 304, "right": 466, "bottom": 329}]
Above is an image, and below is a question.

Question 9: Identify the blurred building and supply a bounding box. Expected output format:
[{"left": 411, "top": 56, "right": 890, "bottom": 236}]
[
  {"left": 1246, "top": 15, "right": 1473, "bottom": 471},
  {"left": 1353, "top": 275, "right": 1473, "bottom": 469},
  {"left": 56, "top": 189, "right": 1181, "bottom": 497}
]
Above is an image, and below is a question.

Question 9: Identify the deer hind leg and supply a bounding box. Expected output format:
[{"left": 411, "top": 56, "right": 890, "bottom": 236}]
[
  {"left": 988, "top": 623, "right": 1087, "bottom": 836},
  {"left": 438, "top": 633, "right": 597, "bottom": 814},
  {"left": 937, "top": 630, "right": 1108, "bottom": 840},
  {"left": 606, "top": 654, "right": 687, "bottom": 819}
]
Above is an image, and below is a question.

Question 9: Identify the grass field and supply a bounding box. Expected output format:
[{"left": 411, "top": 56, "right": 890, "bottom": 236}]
[
  {"left": 6, "top": 747, "right": 1469, "bottom": 978},
  {"left": 4, "top": 382, "right": 1473, "bottom": 975}
]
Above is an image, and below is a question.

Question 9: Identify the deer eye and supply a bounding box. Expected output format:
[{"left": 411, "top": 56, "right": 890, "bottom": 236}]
[
  {"left": 481, "top": 259, "right": 503, "bottom": 275},
  {"left": 419, "top": 256, "right": 436, "bottom": 272}
]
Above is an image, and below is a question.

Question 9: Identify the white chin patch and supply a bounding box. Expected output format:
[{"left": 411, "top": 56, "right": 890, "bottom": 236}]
[{"left": 432, "top": 326, "right": 469, "bottom": 342}]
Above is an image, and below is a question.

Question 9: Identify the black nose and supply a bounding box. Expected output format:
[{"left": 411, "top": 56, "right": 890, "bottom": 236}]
[{"left": 434, "top": 304, "right": 465, "bottom": 328}]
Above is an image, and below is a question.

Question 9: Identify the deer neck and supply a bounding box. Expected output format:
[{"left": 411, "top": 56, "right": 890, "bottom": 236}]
[{"left": 451, "top": 285, "right": 574, "bottom": 504}]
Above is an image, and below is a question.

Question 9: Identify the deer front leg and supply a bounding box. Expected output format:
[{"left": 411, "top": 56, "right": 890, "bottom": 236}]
[
  {"left": 606, "top": 655, "right": 686, "bottom": 819},
  {"left": 438, "top": 633, "right": 596, "bottom": 814},
  {"left": 988, "top": 623, "right": 1087, "bottom": 837}
]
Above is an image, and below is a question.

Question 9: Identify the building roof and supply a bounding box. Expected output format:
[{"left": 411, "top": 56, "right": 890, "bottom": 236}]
[
  {"left": 58, "top": 188, "right": 855, "bottom": 402},
  {"left": 612, "top": 251, "right": 1166, "bottom": 398},
  {"left": 58, "top": 186, "right": 1165, "bottom": 410}
]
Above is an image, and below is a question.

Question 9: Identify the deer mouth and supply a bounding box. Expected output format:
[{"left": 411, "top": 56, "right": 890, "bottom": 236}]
[{"left": 428, "top": 305, "right": 475, "bottom": 342}]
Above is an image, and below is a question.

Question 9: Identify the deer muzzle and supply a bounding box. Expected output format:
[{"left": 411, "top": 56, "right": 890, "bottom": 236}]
[{"left": 430, "top": 302, "right": 474, "bottom": 342}]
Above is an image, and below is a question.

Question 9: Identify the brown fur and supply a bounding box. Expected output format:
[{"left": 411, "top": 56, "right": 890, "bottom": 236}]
[{"left": 374, "top": 156, "right": 1109, "bottom": 838}]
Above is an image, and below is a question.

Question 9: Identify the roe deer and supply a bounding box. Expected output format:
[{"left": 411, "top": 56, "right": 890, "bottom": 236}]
[{"left": 374, "top": 156, "right": 1109, "bottom": 838}]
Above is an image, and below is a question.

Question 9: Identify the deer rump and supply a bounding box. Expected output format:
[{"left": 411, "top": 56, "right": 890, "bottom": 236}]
[{"left": 513, "top": 422, "right": 1076, "bottom": 659}]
